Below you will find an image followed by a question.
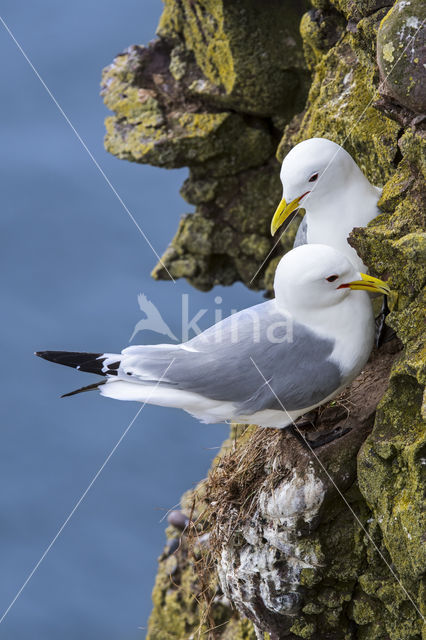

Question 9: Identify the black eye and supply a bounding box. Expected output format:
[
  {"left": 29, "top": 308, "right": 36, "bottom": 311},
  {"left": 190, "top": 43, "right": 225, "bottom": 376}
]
[
  {"left": 309, "top": 173, "right": 318, "bottom": 182},
  {"left": 326, "top": 275, "right": 338, "bottom": 282}
]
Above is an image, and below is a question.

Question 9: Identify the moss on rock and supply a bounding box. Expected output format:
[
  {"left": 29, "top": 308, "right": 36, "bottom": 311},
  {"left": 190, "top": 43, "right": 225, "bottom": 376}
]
[
  {"left": 157, "top": 0, "right": 309, "bottom": 117},
  {"left": 278, "top": 37, "right": 400, "bottom": 186},
  {"left": 332, "top": 0, "right": 392, "bottom": 21},
  {"left": 152, "top": 158, "right": 290, "bottom": 290},
  {"left": 101, "top": 1, "right": 310, "bottom": 291},
  {"left": 300, "top": 7, "right": 346, "bottom": 70},
  {"left": 104, "top": 107, "right": 274, "bottom": 174},
  {"left": 348, "top": 126, "right": 425, "bottom": 637}
]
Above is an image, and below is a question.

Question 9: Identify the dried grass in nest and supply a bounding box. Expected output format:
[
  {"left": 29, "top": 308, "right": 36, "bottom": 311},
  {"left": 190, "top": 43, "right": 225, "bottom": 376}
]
[
  {"left": 183, "top": 496, "right": 233, "bottom": 638},
  {"left": 201, "top": 426, "right": 295, "bottom": 559}
]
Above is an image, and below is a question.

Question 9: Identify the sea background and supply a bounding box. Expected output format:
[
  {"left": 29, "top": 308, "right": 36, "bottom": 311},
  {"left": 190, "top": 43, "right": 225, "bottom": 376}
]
[{"left": 0, "top": 1, "right": 262, "bottom": 637}]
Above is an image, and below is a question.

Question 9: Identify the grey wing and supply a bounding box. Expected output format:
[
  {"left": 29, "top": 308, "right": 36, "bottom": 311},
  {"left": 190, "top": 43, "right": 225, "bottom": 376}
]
[
  {"left": 293, "top": 216, "right": 308, "bottom": 247},
  {"left": 123, "top": 301, "right": 342, "bottom": 413}
]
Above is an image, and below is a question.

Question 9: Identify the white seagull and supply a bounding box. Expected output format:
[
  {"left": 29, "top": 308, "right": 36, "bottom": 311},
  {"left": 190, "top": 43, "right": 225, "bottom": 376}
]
[
  {"left": 270, "top": 138, "right": 382, "bottom": 272},
  {"left": 37, "top": 244, "right": 389, "bottom": 431}
]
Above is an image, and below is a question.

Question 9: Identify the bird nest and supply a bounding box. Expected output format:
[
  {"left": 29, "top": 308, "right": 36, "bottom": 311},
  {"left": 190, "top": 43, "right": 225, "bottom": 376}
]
[
  {"left": 202, "top": 425, "right": 295, "bottom": 555},
  {"left": 183, "top": 425, "right": 293, "bottom": 636}
]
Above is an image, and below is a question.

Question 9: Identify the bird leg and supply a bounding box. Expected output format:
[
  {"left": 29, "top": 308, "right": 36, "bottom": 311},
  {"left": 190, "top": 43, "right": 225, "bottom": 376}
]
[
  {"left": 375, "top": 295, "right": 395, "bottom": 348},
  {"left": 287, "top": 423, "right": 352, "bottom": 450},
  {"left": 306, "top": 424, "right": 352, "bottom": 448},
  {"left": 293, "top": 409, "right": 318, "bottom": 429}
]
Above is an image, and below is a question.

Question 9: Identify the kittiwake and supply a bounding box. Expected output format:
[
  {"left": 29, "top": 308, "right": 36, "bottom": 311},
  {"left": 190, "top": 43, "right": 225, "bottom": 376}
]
[
  {"left": 36, "top": 244, "right": 389, "bottom": 430},
  {"left": 270, "top": 138, "right": 382, "bottom": 272}
]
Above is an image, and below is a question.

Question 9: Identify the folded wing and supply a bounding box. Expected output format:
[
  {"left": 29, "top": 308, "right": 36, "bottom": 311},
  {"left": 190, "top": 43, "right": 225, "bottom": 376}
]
[{"left": 119, "top": 300, "right": 342, "bottom": 413}]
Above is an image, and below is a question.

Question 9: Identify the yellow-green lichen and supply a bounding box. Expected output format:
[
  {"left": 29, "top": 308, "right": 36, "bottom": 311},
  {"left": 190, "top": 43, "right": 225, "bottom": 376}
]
[
  {"left": 158, "top": 0, "right": 236, "bottom": 94},
  {"left": 383, "top": 41, "right": 395, "bottom": 62},
  {"left": 158, "top": 0, "right": 309, "bottom": 117},
  {"left": 104, "top": 108, "right": 274, "bottom": 175}
]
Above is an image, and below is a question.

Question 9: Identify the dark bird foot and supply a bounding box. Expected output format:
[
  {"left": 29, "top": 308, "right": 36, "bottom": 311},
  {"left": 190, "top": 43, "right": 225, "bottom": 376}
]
[
  {"left": 294, "top": 409, "right": 318, "bottom": 429},
  {"left": 375, "top": 296, "right": 395, "bottom": 348},
  {"left": 287, "top": 424, "right": 352, "bottom": 450}
]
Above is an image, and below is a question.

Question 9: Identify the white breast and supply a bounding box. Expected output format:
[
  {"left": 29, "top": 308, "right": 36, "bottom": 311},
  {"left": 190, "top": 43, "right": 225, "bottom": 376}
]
[{"left": 315, "top": 291, "right": 375, "bottom": 384}]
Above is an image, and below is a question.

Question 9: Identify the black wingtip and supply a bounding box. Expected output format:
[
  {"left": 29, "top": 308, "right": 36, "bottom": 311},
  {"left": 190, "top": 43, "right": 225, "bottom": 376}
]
[
  {"left": 61, "top": 380, "right": 106, "bottom": 398},
  {"left": 36, "top": 350, "right": 69, "bottom": 361},
  {"left": 35, "top": 350, "right": 106, "bottom": 375},
  {"left": 36, "top": 350, "right": 58, "bottom": 362}
]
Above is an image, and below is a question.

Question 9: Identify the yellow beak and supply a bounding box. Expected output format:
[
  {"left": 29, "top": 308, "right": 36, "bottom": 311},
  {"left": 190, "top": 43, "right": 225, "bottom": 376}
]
[
  {"left": 340, "top": 273, "right": 390, "bottom": 295},
  {"left": 270, "top": 196, "right": 303, "bottom": 236}
]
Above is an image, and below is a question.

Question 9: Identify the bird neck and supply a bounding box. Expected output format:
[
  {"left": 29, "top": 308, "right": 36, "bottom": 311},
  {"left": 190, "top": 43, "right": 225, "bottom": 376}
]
[
  {"left": 307, "top": 172, "right": 379, "bottom": 221},
  {"left": 305, "top": 177, "right": 380, "bottom": 271}
]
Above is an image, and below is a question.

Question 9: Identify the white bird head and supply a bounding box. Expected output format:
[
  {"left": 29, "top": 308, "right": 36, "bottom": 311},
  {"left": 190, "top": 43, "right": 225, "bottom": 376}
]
[
  {"left": 271, "top": 138, "right": 364, "bottom": 236},
  {"left": 274, "top": 244, "right": 390, "bottom": 314}
]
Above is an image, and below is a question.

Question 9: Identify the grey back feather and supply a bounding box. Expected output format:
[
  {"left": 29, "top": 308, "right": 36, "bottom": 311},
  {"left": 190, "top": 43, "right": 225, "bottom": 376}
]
[{"left": 122, "top": 301, "right": 342, "bottom": 413}]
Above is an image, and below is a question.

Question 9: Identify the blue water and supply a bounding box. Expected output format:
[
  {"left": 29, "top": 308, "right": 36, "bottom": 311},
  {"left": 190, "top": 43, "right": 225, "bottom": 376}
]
[{"left": 0, "top": 2, "right": 262, "bottom": 638}]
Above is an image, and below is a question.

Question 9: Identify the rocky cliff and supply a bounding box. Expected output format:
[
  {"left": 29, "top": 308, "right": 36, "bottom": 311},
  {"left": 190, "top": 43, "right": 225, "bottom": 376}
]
[{"left": 101, "top": 1, "right": 425, "bottom": 638}]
